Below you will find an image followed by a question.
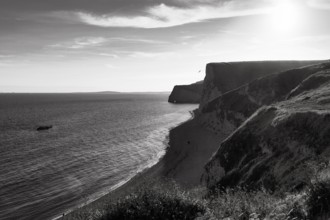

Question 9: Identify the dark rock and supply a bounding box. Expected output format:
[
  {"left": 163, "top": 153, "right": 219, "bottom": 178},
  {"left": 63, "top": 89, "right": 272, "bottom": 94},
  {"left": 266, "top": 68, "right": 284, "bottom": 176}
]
[{"left": 37, "top": 125, "right": 53, "bottom": 131}]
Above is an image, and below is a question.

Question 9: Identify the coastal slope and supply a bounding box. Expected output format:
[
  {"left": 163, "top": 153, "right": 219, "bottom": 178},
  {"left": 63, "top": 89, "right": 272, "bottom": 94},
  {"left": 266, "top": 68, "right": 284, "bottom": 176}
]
[
  {"left": 198, "top": 61, "right": 328, "bottom": 136},
  {"left": 163, "top": 60, "right": 326, "bottom": 187},
  {"left": 203, "top": 61, "right": 330, "bottom": 191}
]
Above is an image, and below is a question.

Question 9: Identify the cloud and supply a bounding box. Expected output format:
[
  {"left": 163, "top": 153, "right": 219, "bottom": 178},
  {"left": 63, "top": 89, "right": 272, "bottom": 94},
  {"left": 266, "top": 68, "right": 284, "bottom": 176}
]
[
  {"left": 76, "top": 2, "right": 272, "bottom": 28},
  {"left": 0, "top": 55, "right": 14, "bottom": 58},
  {"left": 307, "top": 0, "right": 330, "bottom": 9},
  {"left": 107, "top": 37, "right": 168, "bottom": 44},
  {"left": 49, "top": 36, "right": 168, "bottom": 50},
  {"left": 50, "top": 37, "right": 107, "bottom": 49},
  {"left": 97, "top": 53, "right": 119, "bottom": 58},
  {"left": 0, "top": 54, "right": 15, "bottom": 66},
  {"left": 105, "top": 64, "right": 119, "bottom": 69},
  {"left": 285, "top": 35, "right": 330, "bottom": 44},
  {"left": 0, "top": 62, "right": 12, "bottom": 67},
  {"left": 0, "top": 0, "right": 268, "bottom": 14},
  {"left": 128, "top": 51, "right": 175, "bottom": 58},
  {"left": 0, "top": 60, "right": 14, "bottom": 67},
  {"left": 45, "top": 36, "right": 172, "bottom": 60}
]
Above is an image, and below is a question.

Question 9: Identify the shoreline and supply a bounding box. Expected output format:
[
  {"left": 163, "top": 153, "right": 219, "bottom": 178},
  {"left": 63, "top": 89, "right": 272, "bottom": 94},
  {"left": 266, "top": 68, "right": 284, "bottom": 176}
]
[
  {"left": 61, "top": 107, "right": 223, "bottom": 219},
  {"left": 59, "top": 111, "right": 197, "bottom": 220},
  {"left": 59, "top": 137, "right": 176, "bottom": 220}
]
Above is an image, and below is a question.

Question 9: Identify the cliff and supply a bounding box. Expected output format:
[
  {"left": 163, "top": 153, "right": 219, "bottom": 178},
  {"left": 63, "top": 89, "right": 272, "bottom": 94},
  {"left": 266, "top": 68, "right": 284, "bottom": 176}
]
[
  {"left": 200, "top": 60, "right": 324, "bottom": 109},
  {"left": 168, "top": 81, "right": 203, "bottom": 103},
  {"left": 203, "top": 61, "right": 330, "bottom": 191},
  {"left": 198, "top": 61, "right": 328, "bottom": 136},
  {"left": 163, "top": 60, "right": 328, "bottom": 189}
]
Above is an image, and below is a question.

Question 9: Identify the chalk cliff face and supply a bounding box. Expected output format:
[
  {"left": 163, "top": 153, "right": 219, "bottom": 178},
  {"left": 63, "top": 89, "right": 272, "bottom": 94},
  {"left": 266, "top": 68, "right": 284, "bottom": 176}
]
[
  {"left": 203, "top": 62, "right": 330, "bottom": 191},
  {"left": 199, "top": 61, "right": 324, "bottom": 109},
  {"left": 164, "top": 60, "right": 329, "bottom": 190},
  {"left": 168, "top": 81, "right": 203, "bottom": 104},
  {"left": 198, "top": 62, "right": 328, "bottom": 136}
]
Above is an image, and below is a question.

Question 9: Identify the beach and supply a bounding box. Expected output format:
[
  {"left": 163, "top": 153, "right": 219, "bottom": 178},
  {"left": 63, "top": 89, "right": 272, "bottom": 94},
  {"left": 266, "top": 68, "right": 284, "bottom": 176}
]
[{"left": 62, "top": 111, "right": 222, "bottom": 219}]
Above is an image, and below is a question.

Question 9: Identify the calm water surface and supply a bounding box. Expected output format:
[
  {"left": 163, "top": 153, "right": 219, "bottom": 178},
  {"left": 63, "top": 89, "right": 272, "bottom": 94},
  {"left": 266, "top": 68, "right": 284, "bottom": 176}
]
[{"left": 0, "top": 93, "right": 196, "bottom": 220}]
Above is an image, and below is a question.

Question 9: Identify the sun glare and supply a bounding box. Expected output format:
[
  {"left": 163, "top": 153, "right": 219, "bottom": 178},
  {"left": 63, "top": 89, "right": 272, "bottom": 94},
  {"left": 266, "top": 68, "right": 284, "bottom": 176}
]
[{"left": 269, "top": 1, "right": 301, "bottom": 34}]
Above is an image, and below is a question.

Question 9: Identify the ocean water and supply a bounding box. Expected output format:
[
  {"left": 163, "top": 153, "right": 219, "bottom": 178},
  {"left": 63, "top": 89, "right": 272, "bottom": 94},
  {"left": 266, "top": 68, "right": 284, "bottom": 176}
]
[{"left": 0, "top": 93, "right": 196, "bottom": 220}]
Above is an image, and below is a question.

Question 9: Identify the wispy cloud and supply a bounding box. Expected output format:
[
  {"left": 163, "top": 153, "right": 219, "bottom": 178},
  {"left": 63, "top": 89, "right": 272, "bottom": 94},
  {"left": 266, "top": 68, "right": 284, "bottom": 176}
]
[
  {"left": 128, "top": 51, "right": 175, "bottom": 58},
  {"left": 76, "top": 2, "right": 272, "bottom": 28},
  {"left": 283, "top": 35, "right": 330, "bottom": 44},
  {"left": 104, "top": 63, "right": 119, "bottom": 69},
  {"left": 0, "top": 54, "right": 15, "bottom": 67},
  {"left": 0, "top": 60, "right": 15, "bottom": 67},
  {"left": 0, "top": 62, "right": 12, "bottom": 67},
  {"left": 107, "top": 37, "right": 168, "bottom": 44},
  {"left": 49, "top": 36, "right": 168, "bottom": 50},
  {"left": 106, "top": 50, "right": 176, "bottom": 59},
  {"left": 0, "top": 54, "right": 15, "bottom": 58},
  {"left": 307, "top": 0, "right": 330, "bottom": 9},
  {"left": 50, "top": 37, "right": 107, "bottom": 49},
  {"left": 97, "top": 53, "right": 119, "bottom": 58}
]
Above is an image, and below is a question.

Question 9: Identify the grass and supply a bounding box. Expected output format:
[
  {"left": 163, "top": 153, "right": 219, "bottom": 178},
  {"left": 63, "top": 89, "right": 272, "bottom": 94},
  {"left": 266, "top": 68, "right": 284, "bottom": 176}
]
[
  {"left": 99, "top": 182, "right": 207, "bottom": 220},
  {"left": 63, "top": 180, "right": 210, "bottom": 220},
  {"left": 306, "top": 178, "right": 330, "bottom": 219},
  {"left": 63, "top": 167, "right": 330, "bottom": 220},
  {"left": 63, "top": 183, "right": 302, "bottom": 220},
  {"left": 207, "top": 187, "right": 307, "bottom": 220}
]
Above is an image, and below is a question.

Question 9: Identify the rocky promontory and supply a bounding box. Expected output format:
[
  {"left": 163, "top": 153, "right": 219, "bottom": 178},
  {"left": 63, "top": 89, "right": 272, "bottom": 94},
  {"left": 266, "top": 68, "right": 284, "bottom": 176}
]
[
  {"left": 168, "top": 61, "right": 321, "bottom": 106},
  {"left": 168, "top": 81, "right": 203, "bottom": 103}
]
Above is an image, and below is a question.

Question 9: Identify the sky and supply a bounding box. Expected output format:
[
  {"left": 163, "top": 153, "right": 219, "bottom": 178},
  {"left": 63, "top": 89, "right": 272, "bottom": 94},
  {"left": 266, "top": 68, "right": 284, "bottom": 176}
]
[{"left": 0, "top": 0, "right": 330, "bottom": 92}]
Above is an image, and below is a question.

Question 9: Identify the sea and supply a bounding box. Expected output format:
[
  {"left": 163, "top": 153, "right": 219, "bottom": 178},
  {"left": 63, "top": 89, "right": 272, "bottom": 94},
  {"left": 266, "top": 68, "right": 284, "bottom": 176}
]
[{"left": 0, "top": 93, "right": 197, "bottom": 220}]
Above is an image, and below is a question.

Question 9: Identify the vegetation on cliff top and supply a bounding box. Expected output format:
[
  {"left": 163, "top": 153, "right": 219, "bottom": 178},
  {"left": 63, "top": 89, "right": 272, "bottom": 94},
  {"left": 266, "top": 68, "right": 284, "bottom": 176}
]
[{"left": 63, "top": 169, "right": 330, "bottom": 220}]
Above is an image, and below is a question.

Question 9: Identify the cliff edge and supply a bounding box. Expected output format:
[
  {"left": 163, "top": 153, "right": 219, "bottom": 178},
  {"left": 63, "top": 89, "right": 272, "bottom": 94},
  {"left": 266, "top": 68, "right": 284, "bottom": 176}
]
[
  {"left": 200, "top": 60, "right": 324, "bottom": 109},
  {"left": 168, "top": 81, "right": 203, "bottom": 104}
]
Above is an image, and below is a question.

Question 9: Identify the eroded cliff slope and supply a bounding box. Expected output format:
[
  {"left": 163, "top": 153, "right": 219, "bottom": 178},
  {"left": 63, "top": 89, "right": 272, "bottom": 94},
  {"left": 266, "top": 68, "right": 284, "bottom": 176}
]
[
  {"left": 203, "top": 61, "right": 330, "bottom": 191},
  {"left": 198, "top": 61, "right": 328, "bottom": 136},
  {"left": 164, "top": 60, "right": 327, "bottom": 189}
]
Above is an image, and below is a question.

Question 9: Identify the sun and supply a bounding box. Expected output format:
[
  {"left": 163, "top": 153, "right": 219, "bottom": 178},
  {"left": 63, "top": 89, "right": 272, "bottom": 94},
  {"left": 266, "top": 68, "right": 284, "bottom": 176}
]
[{"left": 269, "top": 0, "right": 302, "bottom": 34}]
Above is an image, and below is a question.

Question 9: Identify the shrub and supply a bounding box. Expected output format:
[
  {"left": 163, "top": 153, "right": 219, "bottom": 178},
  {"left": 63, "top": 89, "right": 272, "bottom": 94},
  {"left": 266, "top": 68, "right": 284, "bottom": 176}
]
[
  {"left": 207, "top": 187, "right": 310, "bottom": 220},
  {"left": 306, "top": 179, "right": 330, "bottom": 219},
  {"left": 99, "top": 183, "right": 207, "bottom": 220},
  {"left": 208, "top": 188, "right": 278, "bottom": 219}
]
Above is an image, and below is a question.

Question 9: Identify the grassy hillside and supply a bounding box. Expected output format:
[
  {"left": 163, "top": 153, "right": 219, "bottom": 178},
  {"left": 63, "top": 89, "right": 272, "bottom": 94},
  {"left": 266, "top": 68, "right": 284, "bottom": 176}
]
[{"left": 63, "top": 170, "right": 330, "bottom": 220}]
